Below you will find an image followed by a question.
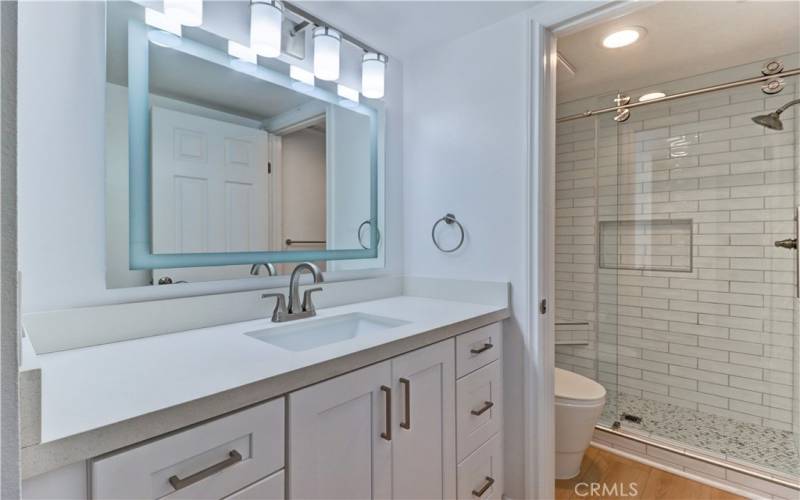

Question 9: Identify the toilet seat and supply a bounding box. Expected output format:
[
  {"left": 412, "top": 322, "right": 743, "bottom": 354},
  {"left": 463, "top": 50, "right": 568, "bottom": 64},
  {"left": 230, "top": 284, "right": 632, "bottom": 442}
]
[{"left": 555, "top": 368, "right": 606, "bottom": 404}]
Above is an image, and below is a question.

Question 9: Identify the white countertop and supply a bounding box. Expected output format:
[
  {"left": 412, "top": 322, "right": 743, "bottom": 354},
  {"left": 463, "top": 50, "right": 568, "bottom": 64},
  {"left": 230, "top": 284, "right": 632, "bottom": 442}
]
[{"left": 23, "top": 293, "right": 507, "bottom": 477}]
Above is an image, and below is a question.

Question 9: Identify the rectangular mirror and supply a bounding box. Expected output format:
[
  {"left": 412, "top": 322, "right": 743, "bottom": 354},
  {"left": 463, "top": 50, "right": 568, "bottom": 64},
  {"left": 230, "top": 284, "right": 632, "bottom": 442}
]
[{"left": 105, "top": 1, "right": 384, "bottom": 288}]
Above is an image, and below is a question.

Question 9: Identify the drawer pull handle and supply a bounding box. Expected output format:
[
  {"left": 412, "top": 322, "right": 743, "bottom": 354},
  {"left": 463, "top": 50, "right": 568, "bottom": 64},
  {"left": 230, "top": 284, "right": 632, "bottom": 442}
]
[
  {"left": 472, "top": 476, "right": 495, "bottom": 497},
  {"left": 168, "top": 450, "right": 242, "bottom": 491},
  {"left": 470, "top": 343, "right": 493, "bottom": 355},
  {"left": 400, "top": 378, "right": 411, "bottom": 430},
  {"left": 471, "top": 401, "right": 494, "bottom": 416},
  {"left": 381, "top": 385, "right": 392, "bottom": 441}
]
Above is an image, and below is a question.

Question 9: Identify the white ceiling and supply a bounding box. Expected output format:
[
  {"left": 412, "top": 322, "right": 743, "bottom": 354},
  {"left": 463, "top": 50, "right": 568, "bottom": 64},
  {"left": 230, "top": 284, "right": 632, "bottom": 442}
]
[
  {"left": 557, "top": 1, "right": 800, "bottom": 103},
  {"left": 295, "top": 1, "right": 540, "bottom": 60}
]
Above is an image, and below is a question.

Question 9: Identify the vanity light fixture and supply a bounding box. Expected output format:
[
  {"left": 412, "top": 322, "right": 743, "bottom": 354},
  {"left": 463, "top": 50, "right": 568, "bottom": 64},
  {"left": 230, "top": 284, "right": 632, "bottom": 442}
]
[
  {"left": 602, "top": 27, "right": 645, "bottom": 48},
  {"left": 228, "top": 41, "right": 258, "bottom": 65},
  {"left": 251, "top": 0, "right": 284, "bottom": 58},
  {"left": 639, "top": 91, "right": 666, "bottom": 102},
  {"left": 163, "top": 0, "right": 203, "bottom": 27},
  {"left": 361, "top": 52, "right": 386, "bottom": 99},
  {"left": 337, "top": 84, "right": 360, "bottom": 105},
  {"left": 290, "top": 65, "right": 315, "bottom": 88},
  {"left": 145, "top": 8, "right": 182, "bottom": 47},
  {"left": 313, "top": 26, "right": 341, "bottom": 81}
]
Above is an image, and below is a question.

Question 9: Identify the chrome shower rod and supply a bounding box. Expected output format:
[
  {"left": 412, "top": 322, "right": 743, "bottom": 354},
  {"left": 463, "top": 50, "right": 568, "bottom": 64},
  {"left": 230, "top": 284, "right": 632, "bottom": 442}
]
[{"left": 557, "top": 67, "right": 800, "bottom": 123}]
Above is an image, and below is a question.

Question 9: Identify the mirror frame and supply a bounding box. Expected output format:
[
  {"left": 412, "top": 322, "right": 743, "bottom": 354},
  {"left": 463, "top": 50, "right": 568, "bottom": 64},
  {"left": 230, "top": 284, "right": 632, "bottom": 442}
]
[{"left": 127, "top": 19, "right": 380, "bottom": 270}]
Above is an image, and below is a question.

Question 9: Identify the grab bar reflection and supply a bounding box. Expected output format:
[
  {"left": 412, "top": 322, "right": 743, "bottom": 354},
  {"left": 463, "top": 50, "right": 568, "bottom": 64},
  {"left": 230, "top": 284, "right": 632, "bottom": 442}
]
[{"left": 285, "top": 238, "right": 326, "bottom": 246}]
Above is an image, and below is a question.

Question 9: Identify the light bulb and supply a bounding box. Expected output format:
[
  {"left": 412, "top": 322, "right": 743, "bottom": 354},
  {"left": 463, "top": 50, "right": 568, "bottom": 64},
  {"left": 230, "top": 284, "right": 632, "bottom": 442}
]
[
  {"left": 163, "top": 0, "right": 203, "bottom": 27},
  {"left": 362, "top": 52, "right": 386, "bottom": 99},
  {"left": 313, "top": 26, "right": 341, "bottom": 81}
]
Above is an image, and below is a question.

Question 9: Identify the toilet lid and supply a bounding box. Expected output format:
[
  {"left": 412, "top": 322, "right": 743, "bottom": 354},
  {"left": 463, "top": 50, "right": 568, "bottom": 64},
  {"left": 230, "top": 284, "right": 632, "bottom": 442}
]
[{"left": 555, "top": 368, "right": 606, "bottom": 401}]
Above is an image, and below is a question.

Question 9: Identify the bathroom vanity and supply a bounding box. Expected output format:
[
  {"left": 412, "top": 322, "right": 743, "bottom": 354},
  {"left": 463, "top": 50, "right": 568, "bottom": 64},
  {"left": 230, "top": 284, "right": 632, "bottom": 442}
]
[{"left": 20, "top": 278, "right": 508, "bottom": 499}]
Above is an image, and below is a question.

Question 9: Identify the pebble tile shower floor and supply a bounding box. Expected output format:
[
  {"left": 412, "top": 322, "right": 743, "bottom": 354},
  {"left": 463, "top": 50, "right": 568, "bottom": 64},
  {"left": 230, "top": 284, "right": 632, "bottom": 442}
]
[{"left": 600, "top": 392, "right": 799, "bottom": 478}]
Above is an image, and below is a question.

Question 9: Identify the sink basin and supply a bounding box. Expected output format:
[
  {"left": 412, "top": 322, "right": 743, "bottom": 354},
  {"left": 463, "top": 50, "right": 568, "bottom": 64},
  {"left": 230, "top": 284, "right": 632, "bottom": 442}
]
[{"left": 245, "top": 313, "right": 409, "bottom": 352}]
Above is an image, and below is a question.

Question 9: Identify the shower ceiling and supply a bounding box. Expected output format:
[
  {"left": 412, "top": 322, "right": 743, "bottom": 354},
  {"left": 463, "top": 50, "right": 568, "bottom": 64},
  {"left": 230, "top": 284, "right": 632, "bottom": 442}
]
[{"left": 557, "top": 0, "right": 800, "bottom": 103}]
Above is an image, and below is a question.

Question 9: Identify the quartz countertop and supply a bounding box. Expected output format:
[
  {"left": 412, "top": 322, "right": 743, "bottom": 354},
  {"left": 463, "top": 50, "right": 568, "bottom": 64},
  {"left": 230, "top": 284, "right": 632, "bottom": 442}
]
[{"left": 22, "top": 293, "right": 508, "bottom": 478}]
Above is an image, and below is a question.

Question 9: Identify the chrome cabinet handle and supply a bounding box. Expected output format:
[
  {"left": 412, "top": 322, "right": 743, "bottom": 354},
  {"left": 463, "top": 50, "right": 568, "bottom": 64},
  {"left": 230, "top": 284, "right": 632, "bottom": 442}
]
[
  {"left": 470, "top": 343, "right": 493, "bottom": 355},
  {"left": 168, "top": 450, "right": 242, "bottom": 491},
  {"left": 471, "top": 401, "right": 494, "bottom": 416},
  {"left": 381, "top": 385, "right": 392, "bottom": 441},
  {"left": 400, "top": 378, "right": 411, "bottom": 430},
  {"left": 472, "top": 476, "right": 495, "bottom": 497}
]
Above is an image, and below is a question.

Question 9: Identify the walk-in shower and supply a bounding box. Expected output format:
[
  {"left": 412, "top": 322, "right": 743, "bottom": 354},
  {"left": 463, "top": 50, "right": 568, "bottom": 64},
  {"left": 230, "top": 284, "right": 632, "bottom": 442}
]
[{"left": 555, "top": 54, "right": 800, "bottom": 489}]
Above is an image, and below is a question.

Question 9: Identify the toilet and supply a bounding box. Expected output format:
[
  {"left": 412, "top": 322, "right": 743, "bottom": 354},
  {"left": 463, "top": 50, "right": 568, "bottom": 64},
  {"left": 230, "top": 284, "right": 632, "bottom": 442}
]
[{"left": 555, "top": 367, "right": 607, "bottom": 479}]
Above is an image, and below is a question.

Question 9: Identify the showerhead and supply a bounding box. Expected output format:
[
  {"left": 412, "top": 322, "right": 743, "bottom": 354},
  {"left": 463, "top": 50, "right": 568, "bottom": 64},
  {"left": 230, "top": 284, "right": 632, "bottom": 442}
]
[
  {"left": 752, "top": 98, "right": 800, "bottom": 131},
  {"left": 751, "top": 112, "right": 783, "bottom": 131}
]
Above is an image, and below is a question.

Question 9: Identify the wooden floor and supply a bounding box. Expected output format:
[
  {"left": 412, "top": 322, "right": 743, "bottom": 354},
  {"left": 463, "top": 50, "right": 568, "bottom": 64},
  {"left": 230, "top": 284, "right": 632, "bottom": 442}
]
[{"left": 555, "top": 447, "right": 745, "bottom": 500}]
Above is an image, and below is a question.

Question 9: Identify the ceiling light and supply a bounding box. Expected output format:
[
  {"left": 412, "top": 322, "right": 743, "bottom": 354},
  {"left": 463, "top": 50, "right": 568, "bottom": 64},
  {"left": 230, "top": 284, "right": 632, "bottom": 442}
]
[
  {"left": 313, "top": 26, "right": 341, "bottom": 81},
  {"left": 290, "top": 65, "right": 315, "bottom": 87},
  {"left": 251, "top": 0, "right": 283, "bottom": 58},
  {"left": 602, "top": 27, "right": 645, "bottom": 48},
  {"left": 337, "top": 84, "right": 359, "bottom": 103},
  {"left": 361, "top": 52, "right": 386, "bottom": 99},
  {"left": 639, "top": 92, "right": 666, "bottom": 102},
  {"left": 163, "top": 0, "right": 203, "bottom": 27},
  {"left": 228, "top": 41, "right": 257, "bottom": 65}
]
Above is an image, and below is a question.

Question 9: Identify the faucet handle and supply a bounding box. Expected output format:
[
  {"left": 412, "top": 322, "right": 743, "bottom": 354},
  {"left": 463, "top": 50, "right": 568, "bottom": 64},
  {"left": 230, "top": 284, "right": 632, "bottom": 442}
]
[
  {"left": 262, "top": 292, "right": 287, "bottom": 322},
  {"left": 301, "top": 287, "right": 323, "bottom": 314}
]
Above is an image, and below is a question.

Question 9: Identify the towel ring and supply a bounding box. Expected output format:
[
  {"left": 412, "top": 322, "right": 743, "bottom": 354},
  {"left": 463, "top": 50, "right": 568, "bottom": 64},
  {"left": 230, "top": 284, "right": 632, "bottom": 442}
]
[
  {"left": 358, "top": 220, "right": 381, "bottom": 249},
  {"left": 431, "top": 213, "right": 464, "bottom": 253}
]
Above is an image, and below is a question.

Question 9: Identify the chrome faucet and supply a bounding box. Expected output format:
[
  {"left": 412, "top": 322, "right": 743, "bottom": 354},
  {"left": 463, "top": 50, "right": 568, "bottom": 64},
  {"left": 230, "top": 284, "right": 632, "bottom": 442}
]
[
  {"left": 261, "top": 262, "right": 324, "bottom": 322},
  {"left": 250, "top": 262, "right": 277, "bottom": 276}
]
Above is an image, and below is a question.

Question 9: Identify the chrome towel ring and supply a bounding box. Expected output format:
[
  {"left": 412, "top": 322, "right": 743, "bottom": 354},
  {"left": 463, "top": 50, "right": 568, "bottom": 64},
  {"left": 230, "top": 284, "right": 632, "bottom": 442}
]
[
  {"left": 358, "top": 220, "right": 381, "bottom": 249},
  {"left": 431, "top": 213, "right": 465, "bottom": 253}
]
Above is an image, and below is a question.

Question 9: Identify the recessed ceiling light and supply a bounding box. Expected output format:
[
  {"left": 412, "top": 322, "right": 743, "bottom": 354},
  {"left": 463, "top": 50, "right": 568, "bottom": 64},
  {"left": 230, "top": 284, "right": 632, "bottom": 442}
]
[
  {"left": 602, "top": 27, "right": 646, "bottom": 48},
  {"left": 639, "top": 92, "right": 666, "bottom": 102}
]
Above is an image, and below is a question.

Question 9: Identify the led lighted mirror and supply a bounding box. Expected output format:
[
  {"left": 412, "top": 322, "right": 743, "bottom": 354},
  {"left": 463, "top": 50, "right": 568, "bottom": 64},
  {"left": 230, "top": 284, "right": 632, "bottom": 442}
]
[{"left": 104, "top": 2, "right": 383, "bottom": 288}]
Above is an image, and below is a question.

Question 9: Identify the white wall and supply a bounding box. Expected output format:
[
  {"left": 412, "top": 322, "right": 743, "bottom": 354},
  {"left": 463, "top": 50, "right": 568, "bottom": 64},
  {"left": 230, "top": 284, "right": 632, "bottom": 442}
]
[
  {"left": 403, "top": 14, "right": 530, "bottom": 499},
  {"left": 18, "top": 1, "right": 404, "bottom": 312}
]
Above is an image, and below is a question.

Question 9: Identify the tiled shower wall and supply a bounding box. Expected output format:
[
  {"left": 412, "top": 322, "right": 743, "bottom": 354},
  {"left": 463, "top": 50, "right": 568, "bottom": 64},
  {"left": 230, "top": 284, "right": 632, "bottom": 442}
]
[{"left": 555, "top": 55, "right": 799, "bottom": 433}]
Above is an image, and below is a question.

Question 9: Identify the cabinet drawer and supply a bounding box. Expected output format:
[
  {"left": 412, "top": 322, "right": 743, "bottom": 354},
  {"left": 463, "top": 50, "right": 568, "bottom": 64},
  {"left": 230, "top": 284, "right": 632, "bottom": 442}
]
[
  {"left": 456, "top": 323, "right": 501, "bottom": 378},
  {"left": 91, "top": 398, "right": 284, "bottom": 499},
  {"left": 457, "top": 433, "right": 503, "bottom": 500},
  {"left": 456, "top": 360, "right": 502, "bottom": 462},
  {"left": 224, "top": 469, "right": 284, "bottom": 500}
]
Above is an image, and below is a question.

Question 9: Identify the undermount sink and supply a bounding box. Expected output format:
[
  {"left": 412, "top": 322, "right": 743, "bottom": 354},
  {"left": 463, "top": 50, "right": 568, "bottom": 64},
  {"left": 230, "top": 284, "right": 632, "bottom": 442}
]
[{"left": 245, "top": 313, "right": 409, "bottom": 352}]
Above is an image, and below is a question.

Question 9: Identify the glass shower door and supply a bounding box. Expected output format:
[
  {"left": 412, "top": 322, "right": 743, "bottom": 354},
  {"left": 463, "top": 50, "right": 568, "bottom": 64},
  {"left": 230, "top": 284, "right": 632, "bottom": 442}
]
[{"left": 607, "top": 83, "right": 799, "bottom": 478}]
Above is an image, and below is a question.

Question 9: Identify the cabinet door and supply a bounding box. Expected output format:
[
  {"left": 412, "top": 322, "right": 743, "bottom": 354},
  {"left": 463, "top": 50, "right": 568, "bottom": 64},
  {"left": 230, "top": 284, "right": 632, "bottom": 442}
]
[
  {"left": 391, "top": 340, "right": 456, "bottom": 500},
  {"left": 288, "top": 360, "right": 392, "bottom": 500}
]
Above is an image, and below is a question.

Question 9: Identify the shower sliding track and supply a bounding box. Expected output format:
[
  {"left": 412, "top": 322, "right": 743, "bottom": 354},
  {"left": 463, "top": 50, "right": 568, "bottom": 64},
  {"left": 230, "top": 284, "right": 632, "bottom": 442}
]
[
  {"left": 594, "top": 425, "right": 800, "bottom": 491},
  {"left": 557, "top": 65, "right": 800, "bottom": 123}
]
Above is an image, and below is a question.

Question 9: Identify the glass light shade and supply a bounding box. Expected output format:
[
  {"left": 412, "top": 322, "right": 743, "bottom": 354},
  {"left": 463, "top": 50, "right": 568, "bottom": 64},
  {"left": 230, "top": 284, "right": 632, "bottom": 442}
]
[
  {"left": 163, "top": 0, "right": 203, "bottom": 27},
  {"left": 361, "top": 52, "right": 386, "bottom": 99},
  {"left": 313, "top": 27, "right": 341, "bottom": 81},
  {"left": 251, "top": 0, "right": 283, "bottom": 58}
]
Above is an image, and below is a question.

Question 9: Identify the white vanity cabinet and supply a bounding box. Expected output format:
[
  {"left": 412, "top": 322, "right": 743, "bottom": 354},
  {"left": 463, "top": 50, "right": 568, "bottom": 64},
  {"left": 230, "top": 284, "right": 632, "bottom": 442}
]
[
  {"left": 288, "top": 339, "right": 456, "bottom": 500},
  {"left": 90, "top": 399, "right": 285, "bottom": 500},
  {"left": 23, "top": 321, "right": 505, "bottom": 500}
]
